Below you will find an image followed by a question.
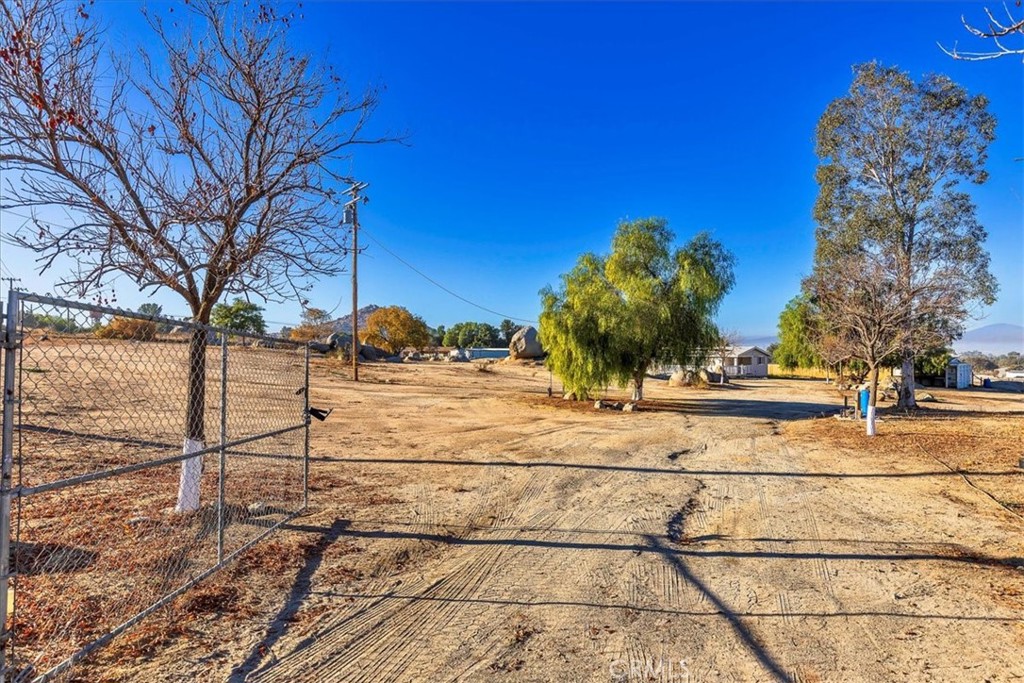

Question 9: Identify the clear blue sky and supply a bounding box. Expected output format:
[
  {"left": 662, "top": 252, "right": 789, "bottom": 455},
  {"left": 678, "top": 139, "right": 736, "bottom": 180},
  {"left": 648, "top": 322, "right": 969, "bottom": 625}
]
[{"left": 1, "top": 2, "right": 1022, "bottom": 337}]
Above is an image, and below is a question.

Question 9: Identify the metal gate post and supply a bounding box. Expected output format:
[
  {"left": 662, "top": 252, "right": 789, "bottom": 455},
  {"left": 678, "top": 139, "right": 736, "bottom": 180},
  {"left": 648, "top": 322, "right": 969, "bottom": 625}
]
[
  {"left": 0, "top": 291, "right": 21, "bottom": 682},
  {"left": 216, "top": 334, "right": 228, "bottom": 563},
  {"left": 302, "top": 343, "right": 310, "bottom": 512}
]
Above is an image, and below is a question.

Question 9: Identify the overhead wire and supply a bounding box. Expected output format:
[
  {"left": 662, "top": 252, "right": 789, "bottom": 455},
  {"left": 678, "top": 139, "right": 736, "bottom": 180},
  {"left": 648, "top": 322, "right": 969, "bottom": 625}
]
[
  {"left": 0, "top": 207, "right": 540, "bottom": 327},
  {"left": 359, "top": 226, "right": 538, "bottom": 325}
]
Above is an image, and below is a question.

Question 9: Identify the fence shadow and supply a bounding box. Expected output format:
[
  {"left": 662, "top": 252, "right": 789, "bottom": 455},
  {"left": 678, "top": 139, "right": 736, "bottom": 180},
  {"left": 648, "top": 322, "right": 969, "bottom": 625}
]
[
  {"left": 228, "top": 518, "right": 351, "bottom": 682},
  {"left": 321, "top": 455, "right": 1021, "bottom": 480}
]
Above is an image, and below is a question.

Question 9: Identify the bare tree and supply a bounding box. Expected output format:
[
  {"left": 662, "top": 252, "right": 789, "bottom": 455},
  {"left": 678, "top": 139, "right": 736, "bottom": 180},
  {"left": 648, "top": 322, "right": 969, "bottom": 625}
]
[
  {"left": 805, "top": 250, "right": 962, "bottom": 436},
  {"left": 805, "top": 255, "right": 906, "bottom": 436},
  {"left": 940, "top": 2, "right": 1024, "bottom": 62},
  {"left": 0, "top": 0, "right": 394, "bottom": 511},
  {"left": 711, "top": 329, "right": 739, "bottom": 385},
  {"left": 813, "top": 329, "right": 855, "bottom": 384}
]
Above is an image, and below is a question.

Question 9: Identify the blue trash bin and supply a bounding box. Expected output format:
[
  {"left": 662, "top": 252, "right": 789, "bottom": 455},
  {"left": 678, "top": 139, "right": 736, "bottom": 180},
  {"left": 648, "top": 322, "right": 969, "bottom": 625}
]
[
  {"left": 858, "top": 389, "right": 870, "bottom": 418},
  {"left": 983, "top": 378, "right": 991, "bottom": 388}
]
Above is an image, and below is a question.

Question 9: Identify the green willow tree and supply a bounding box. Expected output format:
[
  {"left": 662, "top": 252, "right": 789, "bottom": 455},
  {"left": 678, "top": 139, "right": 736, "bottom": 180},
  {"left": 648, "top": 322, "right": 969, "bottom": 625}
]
[
  {"left": 814, "top": 62, "right": 998, "bottom": 409},
  {"left": 774, "top": 295, "right": 821, "bottom": 373},
  {"left": 540, "top": 218, "right": 734, "bottom": 401}
]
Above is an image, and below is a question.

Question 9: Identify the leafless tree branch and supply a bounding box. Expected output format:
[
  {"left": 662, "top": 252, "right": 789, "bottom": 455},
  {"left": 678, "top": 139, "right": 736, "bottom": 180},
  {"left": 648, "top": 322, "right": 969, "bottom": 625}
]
[
  {"left": 0, "top": 0, "right": 400, "bottom": 321},
  {"left": 939, "top": 2, "right": 1024, "bottom": 62}
]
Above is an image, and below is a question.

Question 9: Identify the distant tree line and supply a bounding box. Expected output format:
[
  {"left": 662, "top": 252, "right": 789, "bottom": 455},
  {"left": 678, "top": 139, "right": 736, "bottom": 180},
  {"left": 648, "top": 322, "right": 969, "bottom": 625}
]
[
  {"left": 957, "top": 351, "right": 1023, "bottom": 372},
  {"left": 441, "top": 319, "right": 518, "bottom": 348}
]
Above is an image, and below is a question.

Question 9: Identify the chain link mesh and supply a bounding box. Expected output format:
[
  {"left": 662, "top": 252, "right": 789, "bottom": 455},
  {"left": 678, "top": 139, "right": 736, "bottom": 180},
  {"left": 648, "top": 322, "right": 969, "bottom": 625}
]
[{"left": 0, "top": 293, "right": 309, "bottom": 681}]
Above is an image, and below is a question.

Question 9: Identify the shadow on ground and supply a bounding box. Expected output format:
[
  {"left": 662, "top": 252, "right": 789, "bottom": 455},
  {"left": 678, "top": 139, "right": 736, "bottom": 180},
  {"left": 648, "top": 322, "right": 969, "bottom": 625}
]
[{"left": 233, "top": 511, "right": 1022, "bottom": 683}]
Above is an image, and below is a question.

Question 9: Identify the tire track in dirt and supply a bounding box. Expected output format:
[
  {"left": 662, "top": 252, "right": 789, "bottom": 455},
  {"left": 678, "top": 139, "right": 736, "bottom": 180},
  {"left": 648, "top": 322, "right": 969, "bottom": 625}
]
[
  {"left": 804, "top": 504, "right": 837, "bottom": 601},
  {"left": 257, "top": 517, "right": 521, "bottom": 681},
  {"left": 254, "top": 461, "right": 623, "bottom": 682}
]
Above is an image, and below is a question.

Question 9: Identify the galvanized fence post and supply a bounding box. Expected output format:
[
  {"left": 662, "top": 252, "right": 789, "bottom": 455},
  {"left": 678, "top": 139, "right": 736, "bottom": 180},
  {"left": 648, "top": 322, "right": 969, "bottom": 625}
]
[
  {"left": 217, "top": 333, "right": 228, "bottom": 563},
  {"left": 0, "top": 291, "right": 21, "bottom": 682},
  {"left": 303, "top": 343, "right": 310, "bottom": 511}
]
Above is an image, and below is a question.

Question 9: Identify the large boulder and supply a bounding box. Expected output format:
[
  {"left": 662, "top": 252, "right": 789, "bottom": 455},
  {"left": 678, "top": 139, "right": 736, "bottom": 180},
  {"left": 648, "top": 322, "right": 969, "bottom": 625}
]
[
  {"left": 668, "top": 370, "right": 691, "bottom": 387},
  {"left": 327, "top": 332, "right": 350, "bottom": 350},
  {"left": 448, "top": 348, "right": 469, "bottom": 362},
  {"left": 508, "top": 326, "right": 543, "bottom": 360},
  {"left": 668, "top": 369, "right": 716, "bottom": 387},
  {"left": 358, "top": 344, "right": 385, "bottom": 361}
]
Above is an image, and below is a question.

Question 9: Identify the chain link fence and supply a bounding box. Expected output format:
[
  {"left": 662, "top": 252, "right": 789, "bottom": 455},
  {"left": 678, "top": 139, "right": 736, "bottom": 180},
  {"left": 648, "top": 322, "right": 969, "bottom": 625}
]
[{"left": 0, "top": 291, "right": 310, "bottom": 681}]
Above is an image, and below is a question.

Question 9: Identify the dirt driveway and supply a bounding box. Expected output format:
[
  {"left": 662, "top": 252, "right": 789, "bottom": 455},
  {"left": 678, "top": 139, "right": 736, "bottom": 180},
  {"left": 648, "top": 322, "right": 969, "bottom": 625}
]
[{"left": 135, "top": 362, "right": 1024, "bottom": 682}]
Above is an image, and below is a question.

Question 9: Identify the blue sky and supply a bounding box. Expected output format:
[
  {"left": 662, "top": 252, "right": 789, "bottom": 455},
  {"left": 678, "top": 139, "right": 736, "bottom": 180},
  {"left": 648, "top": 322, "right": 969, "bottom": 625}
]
[{"left": 1, "top": 1, "right": 1021, "bottom": 338}]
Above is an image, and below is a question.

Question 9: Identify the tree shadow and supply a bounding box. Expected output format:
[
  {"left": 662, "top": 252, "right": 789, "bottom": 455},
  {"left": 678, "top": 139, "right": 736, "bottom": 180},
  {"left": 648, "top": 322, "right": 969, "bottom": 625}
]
[
  {"left": 644, "top": 534, "right": 792, "bottom": 681},
  {"left": 635, "top": 397, "right": 840, "bottom": 419}
]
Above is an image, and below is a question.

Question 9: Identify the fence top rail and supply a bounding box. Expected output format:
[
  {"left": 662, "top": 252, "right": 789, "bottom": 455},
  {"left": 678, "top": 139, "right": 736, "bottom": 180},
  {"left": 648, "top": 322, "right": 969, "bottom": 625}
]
[{"left": 10, "top": 290, "right": 307, "bottom": 348}]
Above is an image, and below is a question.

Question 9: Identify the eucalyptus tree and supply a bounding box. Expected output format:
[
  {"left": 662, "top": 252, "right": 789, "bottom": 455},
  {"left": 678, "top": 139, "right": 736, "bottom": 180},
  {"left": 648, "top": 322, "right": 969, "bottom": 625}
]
[
  {"left": 0, "top": 0, "right": 392, "bottom": 511},
  {"left": 540, "top": 218, "right": 734, "bottom": 402},
  {"left": 814, "top": 62, "right": 997, "bottom": 409}
]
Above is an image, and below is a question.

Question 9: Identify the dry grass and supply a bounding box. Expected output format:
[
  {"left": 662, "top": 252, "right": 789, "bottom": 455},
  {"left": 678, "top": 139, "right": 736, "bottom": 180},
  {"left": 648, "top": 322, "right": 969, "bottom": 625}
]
[
  {"left": 785, "top": 407, "right": 1024, "bottom": 510},
  {"left": 5, "top": 336, "right": 310, "bottom": 679}
]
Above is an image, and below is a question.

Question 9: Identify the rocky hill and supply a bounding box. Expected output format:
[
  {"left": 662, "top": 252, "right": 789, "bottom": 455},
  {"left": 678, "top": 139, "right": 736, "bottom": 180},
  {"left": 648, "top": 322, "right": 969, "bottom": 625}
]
[{"left": 330, "top": 304, "right": 381, "bottom": 333}]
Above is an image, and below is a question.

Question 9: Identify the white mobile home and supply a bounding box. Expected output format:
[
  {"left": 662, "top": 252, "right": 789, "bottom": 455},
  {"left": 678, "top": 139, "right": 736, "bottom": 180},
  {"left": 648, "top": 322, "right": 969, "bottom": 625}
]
[{"left": 711, "top": 346, "right": 772, "bottom": 378}]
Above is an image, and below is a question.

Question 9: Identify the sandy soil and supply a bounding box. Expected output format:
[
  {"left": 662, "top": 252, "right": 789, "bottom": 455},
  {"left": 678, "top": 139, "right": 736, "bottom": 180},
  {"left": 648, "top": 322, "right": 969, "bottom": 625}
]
[{"left": 79, "top": 359, "right": 1024, "bottom": 683}]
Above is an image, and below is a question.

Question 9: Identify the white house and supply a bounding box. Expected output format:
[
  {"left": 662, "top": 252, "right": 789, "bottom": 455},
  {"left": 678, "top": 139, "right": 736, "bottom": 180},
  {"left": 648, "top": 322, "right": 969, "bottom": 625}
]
[{"left": 710, "top": 346, "right": 772, "bottom": 378}]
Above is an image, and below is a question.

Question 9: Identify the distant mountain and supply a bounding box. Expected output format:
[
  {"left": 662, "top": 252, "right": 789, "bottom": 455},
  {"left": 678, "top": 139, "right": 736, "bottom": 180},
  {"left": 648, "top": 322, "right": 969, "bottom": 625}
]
[
  {"left": 331, "top": 304, "right": 381, "bottom": 333},
  {"left": 735, "top": 324, "right": 1023, "bottom": 357},
  {"left": 740, "top": 335, "right": 778, "bottom": 349},
  {"left": 954, "top": 323, "right": 1024, "bottom": 355}
]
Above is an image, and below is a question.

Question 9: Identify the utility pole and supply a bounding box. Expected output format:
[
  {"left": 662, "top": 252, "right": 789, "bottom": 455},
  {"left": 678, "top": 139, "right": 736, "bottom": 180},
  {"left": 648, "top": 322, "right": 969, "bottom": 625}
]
[{"left": 343, "top": 182, "right": 368, "bottom": 382}]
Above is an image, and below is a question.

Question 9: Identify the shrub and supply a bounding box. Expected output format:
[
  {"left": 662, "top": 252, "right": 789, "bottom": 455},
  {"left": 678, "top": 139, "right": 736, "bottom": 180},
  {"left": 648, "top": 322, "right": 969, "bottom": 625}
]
[{"left": 95, "top": 317, "right": 157, "bottom": 341}]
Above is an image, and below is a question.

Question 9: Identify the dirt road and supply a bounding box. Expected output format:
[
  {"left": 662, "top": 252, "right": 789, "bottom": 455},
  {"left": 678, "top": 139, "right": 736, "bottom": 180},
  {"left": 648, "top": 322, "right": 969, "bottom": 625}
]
[{"left": 144, "top": 362, "right": 1022, "bottom": 683}]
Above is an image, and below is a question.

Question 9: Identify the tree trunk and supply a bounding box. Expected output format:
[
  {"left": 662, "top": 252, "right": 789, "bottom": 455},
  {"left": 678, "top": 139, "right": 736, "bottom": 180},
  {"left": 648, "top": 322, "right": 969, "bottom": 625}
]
[
  {"left": 866, "top": 364, "right": 879, "bottom": 437},
  {"left": 175, "top": 327, "right": 208, "bottom": 513},
  {"left": 897, "top": 353, "right": 917, "bottom": 409},
  {"left": 632, "top": 374, "right": 644, "bottom": 402}
]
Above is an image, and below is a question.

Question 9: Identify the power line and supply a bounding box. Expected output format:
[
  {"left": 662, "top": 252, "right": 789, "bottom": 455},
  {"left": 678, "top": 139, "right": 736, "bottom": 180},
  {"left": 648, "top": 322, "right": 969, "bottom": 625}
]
[
  {"left": 1, "top": 207, "right": 541, "bottom": 326},
  {"left": 359, "top": 227, "right": 538, "bottom": 325}
]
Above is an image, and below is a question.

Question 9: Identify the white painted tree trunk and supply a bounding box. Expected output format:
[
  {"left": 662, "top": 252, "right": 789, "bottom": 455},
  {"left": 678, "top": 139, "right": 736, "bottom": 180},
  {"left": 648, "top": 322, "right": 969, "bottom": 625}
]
[
  {"left": 632, "top": 380, "right": 643, "bottom": 402},
  {"left": 175, "top": 438, "right": 204, "bottom": 513},
  {"left": 865, "top": 364, "right": 880, "bottom": 437}
]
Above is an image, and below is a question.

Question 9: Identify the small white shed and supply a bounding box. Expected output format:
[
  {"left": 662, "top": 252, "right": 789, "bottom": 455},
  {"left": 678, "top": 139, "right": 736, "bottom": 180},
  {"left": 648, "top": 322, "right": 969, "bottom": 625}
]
[{"left": 945, "top": 358, "right": 972, "bottom": 389}]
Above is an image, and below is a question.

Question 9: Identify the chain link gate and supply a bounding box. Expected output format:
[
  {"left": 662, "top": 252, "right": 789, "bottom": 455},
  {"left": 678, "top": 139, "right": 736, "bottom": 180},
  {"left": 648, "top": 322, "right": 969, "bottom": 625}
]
[{"left": 0, "top": 291, "right": 311, "bottom": 681}]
